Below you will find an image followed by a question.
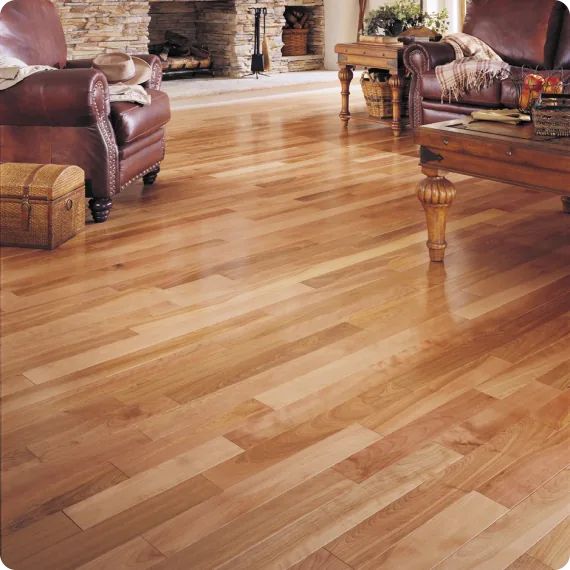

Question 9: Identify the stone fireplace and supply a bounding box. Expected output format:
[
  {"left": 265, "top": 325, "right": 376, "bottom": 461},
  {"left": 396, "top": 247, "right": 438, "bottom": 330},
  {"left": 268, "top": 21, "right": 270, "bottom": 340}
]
[{"left": 53, "top": 0, "right": 324, "bottom": 77}]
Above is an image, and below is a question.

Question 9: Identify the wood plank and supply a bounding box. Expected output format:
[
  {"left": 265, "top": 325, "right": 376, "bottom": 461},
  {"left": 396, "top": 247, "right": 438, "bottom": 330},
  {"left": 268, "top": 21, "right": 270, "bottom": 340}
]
[
  {"left": 360, "top": 492, "right": 508, "bottom": 570},
  {"left": 64, "top": 437, "right": 242, "bottom": 529},
  {"left": 527, "top": 517, "right": 570, "bottom": 570},
  {"left": 435, "top": 470, "right": 570, "bottom": 569},
  {"left": 143, "top": 424, "right": 381, "bottom": 555},
  {"left": 76, "top": 537, "right": 165, "bottom": 570}
]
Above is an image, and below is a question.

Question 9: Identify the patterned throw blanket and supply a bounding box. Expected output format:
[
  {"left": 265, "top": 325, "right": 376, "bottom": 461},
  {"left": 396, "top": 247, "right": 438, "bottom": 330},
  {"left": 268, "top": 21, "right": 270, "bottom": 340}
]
[{"left": 436, "top": 33, "right": 510, "bottom": 102}]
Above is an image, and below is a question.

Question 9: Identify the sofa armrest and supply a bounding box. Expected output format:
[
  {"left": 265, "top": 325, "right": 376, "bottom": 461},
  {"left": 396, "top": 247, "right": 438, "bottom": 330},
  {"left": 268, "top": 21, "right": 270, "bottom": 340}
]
[
  {"left": 0, "top": 68, "right": 110, "bottom": 127},
  {"left": 404, "top": 41, "right": 456, "bottom": 75},
  {"left": 67, "top": 54, "right": 163, "bottom": 90}
]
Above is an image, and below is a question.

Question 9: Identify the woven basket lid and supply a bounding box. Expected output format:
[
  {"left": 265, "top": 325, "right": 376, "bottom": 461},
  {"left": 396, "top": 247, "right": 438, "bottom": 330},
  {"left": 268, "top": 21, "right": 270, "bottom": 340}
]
[{"left": 0, "top": 163, "right": 84, "bottom": 200}]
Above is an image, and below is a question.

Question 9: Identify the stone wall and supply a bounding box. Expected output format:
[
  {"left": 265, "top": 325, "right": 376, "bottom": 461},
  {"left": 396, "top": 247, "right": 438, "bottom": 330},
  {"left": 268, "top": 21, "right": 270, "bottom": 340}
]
[
  {"left": 53, "top": 0, "right": 150, "bottom": 59},
  {"left": 53, "top": 0, "right": 324, "bottom": 75}
]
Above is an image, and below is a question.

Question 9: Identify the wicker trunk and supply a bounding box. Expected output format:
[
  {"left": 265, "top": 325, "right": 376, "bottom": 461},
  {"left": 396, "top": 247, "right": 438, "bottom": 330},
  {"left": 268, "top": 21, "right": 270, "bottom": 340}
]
[{"left": 0, "top": 163, "right": 85, "bottom": 250}]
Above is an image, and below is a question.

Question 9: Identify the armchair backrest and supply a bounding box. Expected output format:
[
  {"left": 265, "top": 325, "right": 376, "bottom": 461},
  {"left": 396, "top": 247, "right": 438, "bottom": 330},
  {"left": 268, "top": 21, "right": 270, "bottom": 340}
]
[
  {"left": 0, "top": 0, "right": 67, "bottom": 68},
  {"left": 463, "top": 0, "right": 565, "bottom": 69}
]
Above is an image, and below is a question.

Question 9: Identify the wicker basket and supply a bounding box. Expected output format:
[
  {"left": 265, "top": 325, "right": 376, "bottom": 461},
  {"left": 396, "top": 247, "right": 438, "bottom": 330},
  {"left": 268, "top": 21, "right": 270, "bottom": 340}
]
[
  {"left": 361, "top": 73, "right": 411, "bottom": 120},
  {"left": 532, "top": 94, "right": 570, "bottom": 137},
  {"left": 282, "top": 28, "right": 309, "bottom": 56},
  {"left": 0, "top": 163, "right": 85, "bottom": 249},
  {"left": 361, "top": 71, "right": 392, "bottom": 119}
]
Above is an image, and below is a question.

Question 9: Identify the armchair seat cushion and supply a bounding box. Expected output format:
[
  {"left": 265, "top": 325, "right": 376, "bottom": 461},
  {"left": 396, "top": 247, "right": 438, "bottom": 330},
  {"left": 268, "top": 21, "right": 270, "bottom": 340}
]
[
  {"left": 110, "top": 89, "right": 170, "bottom": 146},
  {"left": 421, "top": 70, "right": 502, "bottom": 107}
]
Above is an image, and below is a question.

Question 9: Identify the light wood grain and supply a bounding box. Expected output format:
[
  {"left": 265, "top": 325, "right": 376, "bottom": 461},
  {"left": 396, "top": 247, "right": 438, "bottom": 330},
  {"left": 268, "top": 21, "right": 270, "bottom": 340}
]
[
  {"left": 435, "top": 470, "right": 570, "bottom": 569},
  {"left": 1, "top": 88, "right": 568, "bottom": 569}
]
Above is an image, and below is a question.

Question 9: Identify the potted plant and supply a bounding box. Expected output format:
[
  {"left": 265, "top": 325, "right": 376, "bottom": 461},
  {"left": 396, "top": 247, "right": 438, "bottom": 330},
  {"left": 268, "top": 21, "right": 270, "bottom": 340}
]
[{"left": 361, "top": 0, "right": 448, "bottom": 43}]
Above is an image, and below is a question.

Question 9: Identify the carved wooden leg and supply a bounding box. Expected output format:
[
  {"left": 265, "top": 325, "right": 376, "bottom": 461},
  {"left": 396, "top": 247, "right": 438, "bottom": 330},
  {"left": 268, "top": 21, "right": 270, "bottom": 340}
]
[
  {"left": 389, "top": 73, "right": 403, "bottom": 137},
  {"left": 562, "top": 196, "right": 570, "bottom": 214},
  {"left": 88, "top": 198, "right": 113, "bottom": 224},
  {"left": 417, "top": 171, "right": 456, "bottom": 262},
  {"left": 339, "top": 65, "right": 354, "bottom": 126},
  {"left": 143, "top": 165, "right": 161, "bottom": 186}
]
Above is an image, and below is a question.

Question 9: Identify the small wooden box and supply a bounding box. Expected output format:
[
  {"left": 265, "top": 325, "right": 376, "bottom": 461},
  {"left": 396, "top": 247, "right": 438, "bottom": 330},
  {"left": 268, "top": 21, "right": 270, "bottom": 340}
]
[{"left": 0, "top": 163, "right": 85, "bottom": 250}]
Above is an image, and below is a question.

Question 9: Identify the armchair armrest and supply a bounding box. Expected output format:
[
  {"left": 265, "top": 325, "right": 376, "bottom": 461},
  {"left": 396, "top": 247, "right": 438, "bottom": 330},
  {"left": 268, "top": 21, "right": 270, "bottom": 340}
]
[
  {"left": 404, "top": 41, "right": 456, "bottom": 75},
  {"left": 132, "top": 54, "right": 163, "bottom": 90},
  {"left": 66, "top": 54, "right": 163, "bottom": 90},
  {"left": 0, "top": 68, "right": 110, "bottom": 127}
]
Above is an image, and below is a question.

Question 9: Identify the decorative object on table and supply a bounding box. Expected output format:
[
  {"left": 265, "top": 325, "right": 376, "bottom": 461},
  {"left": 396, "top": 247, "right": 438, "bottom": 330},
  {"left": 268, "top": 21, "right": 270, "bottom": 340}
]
[
  {"left": 509, "top": 69, "right": 567, "bottom": 113},
  {"left": 470, "top": 108, "right": 532, "bottom": 125},
  {"left": 361, "top": 70, "right": 392, "bottom": 118},
  {"left": 282, "top": 7, "right": 310, "bottom": 56},
  {"left": 517, "top": 73, "right": 546, "bottom": 113},
  {"left": 361, "top": 0, "right": 448, "bottom": 43},
  {"left": 0, "top": 163, "right": 85, "bottom": 250},
  {"left": 532, "top": 93, "right": 570, "bottom": 137}
]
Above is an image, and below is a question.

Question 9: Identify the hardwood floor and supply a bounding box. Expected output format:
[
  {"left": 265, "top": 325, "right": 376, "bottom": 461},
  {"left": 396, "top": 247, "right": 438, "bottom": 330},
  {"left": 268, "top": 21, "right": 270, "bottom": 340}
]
[{"left": 1, "top": 87, "right": 569, "bottom": 569}]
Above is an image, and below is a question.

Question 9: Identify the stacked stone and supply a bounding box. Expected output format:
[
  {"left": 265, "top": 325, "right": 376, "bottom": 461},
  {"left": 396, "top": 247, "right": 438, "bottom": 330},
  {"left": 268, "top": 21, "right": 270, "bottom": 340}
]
[
  {"left": 52, "top": 0, "right": 150, "bottom": 59},
  {"left": 52, "top": 0, "right": 325, "bottom": 76}
]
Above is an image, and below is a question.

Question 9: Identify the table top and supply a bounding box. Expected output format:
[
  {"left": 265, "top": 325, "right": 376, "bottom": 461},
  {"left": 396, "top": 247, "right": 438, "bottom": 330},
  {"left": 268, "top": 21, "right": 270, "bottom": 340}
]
[
  {"left": 418, "top": 119, "right": 570, "bottom": 156},
  {"left": 335, "top": 41, "right": 404, "bottom": 55}
]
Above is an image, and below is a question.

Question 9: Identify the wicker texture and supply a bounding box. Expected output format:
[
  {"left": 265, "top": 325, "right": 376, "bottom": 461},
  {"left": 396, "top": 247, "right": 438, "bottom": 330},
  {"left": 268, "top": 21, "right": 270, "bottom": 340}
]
[
  {"left": 0, "top": 163, "right": 85, "bottom": 249},
  {"left": 361, "top": 72, "right": 392, "bottom": 119},
  {"left": 533, "top": 108, "right": 570, "bottom": 137},
  {"left": 361, "top": 73, "right": 411, "bottom": 120},
  {"left": 282, "top": 28, "right": 309, "bottom": 56}
]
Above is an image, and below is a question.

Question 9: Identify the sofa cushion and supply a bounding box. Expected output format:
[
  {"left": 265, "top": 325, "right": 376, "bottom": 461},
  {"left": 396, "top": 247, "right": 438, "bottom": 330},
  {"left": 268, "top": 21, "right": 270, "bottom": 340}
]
[
  {"left": 554, "top": 8, "right": 570, "bottom": 69},
  {"left": 463, "top": 0, "right": 563, "bottom": 69},
  {"left": 422, "top": 70, "right": 502, "bottom": 107},
  {"left": 110, "top": 89, "right": 170, "bottom": 146}
]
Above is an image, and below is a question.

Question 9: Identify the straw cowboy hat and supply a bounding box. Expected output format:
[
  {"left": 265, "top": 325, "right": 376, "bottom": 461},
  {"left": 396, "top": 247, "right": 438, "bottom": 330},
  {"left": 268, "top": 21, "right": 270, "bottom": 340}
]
[{"left": 93, "top": 52, "right": 151, "bottom": 85}]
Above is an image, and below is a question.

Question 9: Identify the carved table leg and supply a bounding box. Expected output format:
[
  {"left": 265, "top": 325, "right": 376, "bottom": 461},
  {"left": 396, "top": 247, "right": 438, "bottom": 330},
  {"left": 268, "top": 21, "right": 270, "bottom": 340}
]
[
  {"left": 389, "top": 73, "right": 403, "bottom": 137},
  {"left": 417, "top": 170, "right": 456, "bottom": 262},
  {"left": 143, "top": 165, "right": 161, "bottom": 186},
  {"left": 562, "top": 196, "right": 570, "bottom": 214},
  {"left": 339, "top": 65, "right": 354, "bottom": 126},
  {"left": 88, "top": 198, "right": 113, "bottom": 224}
]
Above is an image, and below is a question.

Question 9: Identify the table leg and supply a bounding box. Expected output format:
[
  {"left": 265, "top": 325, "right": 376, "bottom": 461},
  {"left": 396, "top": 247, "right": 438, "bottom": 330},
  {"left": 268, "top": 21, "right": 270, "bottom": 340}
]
[
  {"left": 389, "top": 73, "right": 403, "bottom": 136},
  {"left": 562, "top": 196, "right": 570, "bottom": 214},
  {"left": 417, "top": 170, "right": 456, "bottom": 262},
  {"left": 339, "top": 65, "right": 354, "bottom": 126}
]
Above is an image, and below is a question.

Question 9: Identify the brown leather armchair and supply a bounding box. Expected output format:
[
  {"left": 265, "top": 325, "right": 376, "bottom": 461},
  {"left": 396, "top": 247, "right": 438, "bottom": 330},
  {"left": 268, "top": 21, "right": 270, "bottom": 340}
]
[
  {"left": 404, "top": 0, "right": 570, "bottom": 129},
  {"left": 0, "top": 0, "right": 171, "bottom": 222}
]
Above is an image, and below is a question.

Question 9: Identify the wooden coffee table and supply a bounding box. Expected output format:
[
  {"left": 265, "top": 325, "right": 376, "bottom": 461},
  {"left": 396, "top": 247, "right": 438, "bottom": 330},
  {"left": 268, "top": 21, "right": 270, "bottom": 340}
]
[{"left": 415, "top": 119, "right": 570, "bottom": 262}]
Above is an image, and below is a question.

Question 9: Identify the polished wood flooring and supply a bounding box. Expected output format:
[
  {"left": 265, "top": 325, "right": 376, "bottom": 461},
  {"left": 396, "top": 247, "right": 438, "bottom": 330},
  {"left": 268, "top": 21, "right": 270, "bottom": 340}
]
[{"left": 1, "top": 88, "right": 569, "bottom": 570}]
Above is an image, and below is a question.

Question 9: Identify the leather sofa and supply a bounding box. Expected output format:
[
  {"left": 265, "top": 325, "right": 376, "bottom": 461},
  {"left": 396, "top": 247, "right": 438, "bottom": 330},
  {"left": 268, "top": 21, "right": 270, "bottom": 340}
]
[
  {"left": 0, "top": 0, "right": 171, "bottom": 222},
  {"left": 404, "top": 0, "right": 570, "bottom": 129}
]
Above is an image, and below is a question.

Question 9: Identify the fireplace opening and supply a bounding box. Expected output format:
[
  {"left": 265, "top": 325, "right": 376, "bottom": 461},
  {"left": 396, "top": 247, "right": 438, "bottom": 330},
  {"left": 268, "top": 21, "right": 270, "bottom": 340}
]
[{"left": 148, "top": 1, "right": 237, "bottom": 78}]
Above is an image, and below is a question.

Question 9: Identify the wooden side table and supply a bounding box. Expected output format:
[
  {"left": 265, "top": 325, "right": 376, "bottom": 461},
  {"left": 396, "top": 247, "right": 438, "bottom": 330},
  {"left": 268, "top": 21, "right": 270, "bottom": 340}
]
[{"left": 335, "top": 42, "right": 406, "bottom": 136}]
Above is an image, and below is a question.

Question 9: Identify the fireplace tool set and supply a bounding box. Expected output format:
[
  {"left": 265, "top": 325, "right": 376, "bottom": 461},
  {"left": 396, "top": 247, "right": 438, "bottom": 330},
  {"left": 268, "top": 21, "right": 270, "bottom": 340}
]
[{"left": 247, "top": 7, "right": 269, "bottom": 78}]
